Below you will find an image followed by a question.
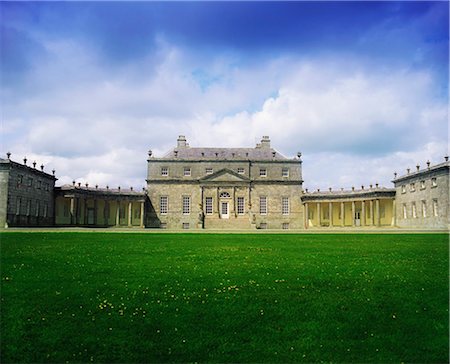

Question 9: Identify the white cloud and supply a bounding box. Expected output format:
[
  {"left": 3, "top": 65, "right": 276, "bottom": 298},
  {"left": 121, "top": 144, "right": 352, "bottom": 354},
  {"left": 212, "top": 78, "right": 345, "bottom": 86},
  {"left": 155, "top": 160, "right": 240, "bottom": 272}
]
[{"left": 2, "top": 37, "right": 447, "bottom": 190}]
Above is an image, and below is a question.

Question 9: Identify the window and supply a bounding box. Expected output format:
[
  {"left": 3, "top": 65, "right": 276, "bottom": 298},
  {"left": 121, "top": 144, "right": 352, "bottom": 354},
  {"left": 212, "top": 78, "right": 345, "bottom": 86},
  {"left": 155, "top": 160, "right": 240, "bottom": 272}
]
[
  {"left": 134, "top": 208, "right": 141, "bottom": 219},
  {"left": 26, "top": 200, "right": 31, "bottom": 216},
  {"left": 433, "top": 199, "right": 438, "bottom": 217},
  {"left": 182, "top": 196, "right": 190, "bottom": 215},
  {"left": 260, "top": 223, "right": 267, "bottom": 229},
  {"left": 161, "top": 167, "right": 168, "bottom": 176},
  {"left": 431, "top": 177, "right": 437, "bottom": 187},
  {"left": 308, "top": 209, "right": 314, "bottom": 219},
  {"left": 237, "top": 197, "right": 245, "bottom": 215},
  {"left": 259, "top": 168, "right": 267, "bottom": 177},
  {"left": 420, "top": 180, "right": 425, "bottom": 190},
  {"left": 412, "top": 202, "right": 417, "bottom": 218},
  {"left": 380, "top": 206, "right": 385, "bottom": 218},
  {"left": 36, "top": 200, "right": 40, "bottom": 217},
  {"left": 16, "top": 198, "right": 21, "bottom": 215},
  {"left": 205, "top": 168, "right": 213, "bottom": 175},
  {"left": 219, "top": 192, "right": 230, "bottom": 198},
  {"left": 37, "top": 180, "right": 42, "bottom": 189},
  {"left": 205, "top": 197, "right": 213, "bottom": 215},
  {"left": 183, "top": 167, "right": 191, "bottom": 176},
  {"left": 237, "top": 167, "right": 245, "bottom": 174},
  {"left": 401, "top": 185, "right": 406, "bottom": 194},
  {"left": 160, "top": 222, "right": 167, "bottom": 229},
  {"left": 421, "top": 200, "right": 427, "bottom": 217},
  {"left": 63, "top": 204, "right": 69, "bottom": 217},
  {"left": 282, "top": 223, "right": 289, "bottom": 230},
  {"left": 44, "top": 203, "right": 48, "bottom": 218},
  {"left": 44, "top": 183, "right": 49, "bottom": 192},
  {"left": 182, "top": 222, "right": 190, "bottom": 229},
  {"left": 259, "top": 196, "right": 267, "bottom": 215},
  {"left": 410, "top": 183, "right": 415, "bottom": 192},
  {"left": 160, "top": 196, "right": 168, "bottom": 215},
  {"left": 282, "top": 168, "right": 289, "bottom": 177},
  {"left": 27, "top": 178, "right": 33, "bottom": 187},
  {"left": 402, "top": 204, "right": 407, "bottom": 219},
  {"left": 17, "top": 175, "right": 23, "bottom": 186},
  {"left": 282, "top": 197, "right": 289, "bottom": 215}
]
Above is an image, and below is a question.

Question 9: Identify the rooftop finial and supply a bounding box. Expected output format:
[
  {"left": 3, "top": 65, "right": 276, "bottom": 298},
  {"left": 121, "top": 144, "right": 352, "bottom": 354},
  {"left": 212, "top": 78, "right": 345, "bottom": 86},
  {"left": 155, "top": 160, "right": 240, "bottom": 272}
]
[
  {"left": 52, "top": 169, "right": 55, "bottom": 176},
  {"left": 85, "top": 183, "right": 89, "bottom": 188},
  {"left": 130, "top": 186, "right": 133, "bottom": 191},
  {"left": 416, "top": 164, "right": 420, "bottom": 172},
  {"left": 95, "top": 184, "right": 98, "bottom": 189},
  {"left": 148, "top": 150, "right": 152, "bottom": 157},
  {"left": 6, "top": 152, "right": 11, "bottom": 159},
  {"left": 33, "top": 161, "right": 36, "bottom": 168},
  {"left": 23, "top": 157, "right": 27, "bottom": 165},
  {"left": 407, "top": 168, "right": 410, "bottom": 174},
  {"left": 78, "top": 182, "right": 81, "bottom": 187},
  {"left": 426, "top": 160, "right": 431, "bottom": 169},
  {"left": 376, "top": 183, "right": 379, "bottom": 188},
  {"left": 394, "top": 172, "right": 397, "bottom": 178},
  {"left": 72, "top": 180, "right": 75, "bottom": 186},
  {"left": 445, "top": 156, "right": 449, "bottom": 162},
  {"left": 40, "top": 164, "right": 44, "bottom": 171}
]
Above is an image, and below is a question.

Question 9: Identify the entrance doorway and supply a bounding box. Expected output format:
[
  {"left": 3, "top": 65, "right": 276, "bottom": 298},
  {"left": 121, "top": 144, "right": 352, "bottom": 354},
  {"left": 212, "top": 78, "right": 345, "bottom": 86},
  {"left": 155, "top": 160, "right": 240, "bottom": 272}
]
[
  {"left": 355, "top": 211, "right": 361, "bottom": 227},
  {"left": 221, "top": 202, "right": 229, "bottom": 219}
]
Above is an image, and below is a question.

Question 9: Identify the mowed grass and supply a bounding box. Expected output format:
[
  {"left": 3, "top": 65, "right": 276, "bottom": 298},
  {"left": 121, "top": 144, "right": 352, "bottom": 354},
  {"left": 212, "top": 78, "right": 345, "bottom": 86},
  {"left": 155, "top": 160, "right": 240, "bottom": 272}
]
[{"left": 1, "top": 233, "right": 448, "bottom": 363}]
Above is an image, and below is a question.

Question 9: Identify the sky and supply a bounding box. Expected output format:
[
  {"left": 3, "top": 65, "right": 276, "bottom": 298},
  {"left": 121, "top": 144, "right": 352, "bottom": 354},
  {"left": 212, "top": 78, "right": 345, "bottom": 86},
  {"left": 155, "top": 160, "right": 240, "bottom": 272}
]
[{"left": 1, "top": 1, "right": 449, "bottom": 190}]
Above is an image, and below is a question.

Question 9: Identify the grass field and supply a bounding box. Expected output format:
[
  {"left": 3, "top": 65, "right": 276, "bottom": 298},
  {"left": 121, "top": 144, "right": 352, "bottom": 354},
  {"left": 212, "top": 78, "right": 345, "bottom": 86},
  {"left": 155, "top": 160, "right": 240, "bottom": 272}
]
[{"left": 1, "top": 232, "right": 448, "bottom": 363}]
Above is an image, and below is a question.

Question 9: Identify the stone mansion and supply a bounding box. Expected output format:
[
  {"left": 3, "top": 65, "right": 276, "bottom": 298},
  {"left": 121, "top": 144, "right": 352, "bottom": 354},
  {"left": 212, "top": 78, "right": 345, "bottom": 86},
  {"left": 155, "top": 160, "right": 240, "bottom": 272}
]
[{"left": 1, "top": 136, "right": 449, "bottom": 230}]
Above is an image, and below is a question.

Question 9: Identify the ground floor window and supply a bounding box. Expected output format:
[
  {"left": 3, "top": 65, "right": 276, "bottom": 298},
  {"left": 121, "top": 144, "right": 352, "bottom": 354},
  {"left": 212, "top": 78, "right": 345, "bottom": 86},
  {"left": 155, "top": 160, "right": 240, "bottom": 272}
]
[
  {"left": 421, "top": 200, "right": 427, "bottom": 217},
  {"left": 282, "top": 223, "right": 289, "bottom": 229},
  {"left": 433, "top": 199, "right": 438, "bottom": 217},
  {"left": 160, "top": 196, "right": 168, "bottom": 215},
  {"left": 237, "top": 197, "right": 245, "bottom": 215},
  {"left": 402, "top": 204, "right": 407, "bottom": 219},
  {"left": 282, "top": 197, "right": 289, "bottom": 215},
  {"left": 182, "top": 222, "right": 190, "bottom": 229},
  {"left": 260, "top": 222, "right": 267, "bottom": 229},
  {"left": 160, "top": 222, "right": 167, "bottom": 229},
  {"left": 259, "top": 196, "right": 267, "bottom": 215},
  {"left": 182, "top": 196, "right": 190, "bottom": 215},
  {"left": 205, "top": 197, "right": 213, "bottom": 215},
  {"left": 36, "top": 201, "right": 40, "bottom": 217},
  {"left": 412, "top": 202, "right": 417, "bottom": 218}
]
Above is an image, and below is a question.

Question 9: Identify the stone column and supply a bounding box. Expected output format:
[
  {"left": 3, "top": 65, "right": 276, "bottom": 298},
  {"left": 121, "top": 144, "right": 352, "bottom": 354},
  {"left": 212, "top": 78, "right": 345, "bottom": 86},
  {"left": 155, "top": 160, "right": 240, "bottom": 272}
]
[
  {"left": 104, "top": 201, "right": 109, "bottom": 226},
  {"left": 115, "top": 202, "right": 120, "bottom": 226},
  {"left": 329, "top": 202, "right": 333, "bottom": 227},
  {"left": 84, "top": 199, "right": 88, "bottom": 225},
  {"left": 94, "top": 199, "right": 98, "bottom": 226},
  {"left": 304, "top": 203, "right": 309, "bottom": 229},
  {"left": 375, "top": 199, "right": 380, "bottom": 226},
  {"left": 340, "top": 202, "right": 345, "bottom": 227},
  {"left": 370, "top": 200, "right": 374, "bottom": 226},
  {"left": 361, "top": 200, "right": 365, "bottom": 227},
  {"left": 316, "top": 202, "right": 321, "bottom": 227},
  {"left": 351, "top": 201, "right": 355, "bottom": 227},
  {"left": 76, "top": 197, "right": 80, "bottom": 225},
  {"left": 140, "top": 201, "right": 145, "bottom": 228},
  {"left": 217, "top": 187, "right": 220, "bottom": 216},
  {"left": 128, "top": 201, "right": 132, "bottom": 227},
  {"left": 392, "top": 199, "right": 396, "bottom": 226},
  {"left": 70, "top": 197, "right": 75, "bottom": 225}
]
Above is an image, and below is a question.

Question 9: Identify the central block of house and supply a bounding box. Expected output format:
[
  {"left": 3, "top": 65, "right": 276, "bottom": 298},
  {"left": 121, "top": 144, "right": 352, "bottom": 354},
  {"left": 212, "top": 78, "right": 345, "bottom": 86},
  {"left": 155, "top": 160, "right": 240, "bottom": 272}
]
[{"left": 146, "top": 135, "right": 304, "bottom": 229}]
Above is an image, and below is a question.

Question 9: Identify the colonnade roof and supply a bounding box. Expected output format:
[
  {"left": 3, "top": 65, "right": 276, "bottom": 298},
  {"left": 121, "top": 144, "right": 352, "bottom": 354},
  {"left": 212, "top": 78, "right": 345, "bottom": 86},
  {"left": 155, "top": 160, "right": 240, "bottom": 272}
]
[
  {"left": 302, "top": 187, "right": 395, "bottom": 201},
  {"left": 55, "top": 185, "right": 146, "bottom": 200}
]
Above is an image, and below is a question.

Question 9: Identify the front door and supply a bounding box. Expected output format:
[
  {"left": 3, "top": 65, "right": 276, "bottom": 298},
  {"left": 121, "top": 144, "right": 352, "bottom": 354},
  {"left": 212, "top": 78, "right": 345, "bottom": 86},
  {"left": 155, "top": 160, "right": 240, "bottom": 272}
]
[
  {"left": 355, "top": 211, "right": 361, "bottom": 227},
  {"left": 221, "top": 202, "right": 229, "bottom": 219}
]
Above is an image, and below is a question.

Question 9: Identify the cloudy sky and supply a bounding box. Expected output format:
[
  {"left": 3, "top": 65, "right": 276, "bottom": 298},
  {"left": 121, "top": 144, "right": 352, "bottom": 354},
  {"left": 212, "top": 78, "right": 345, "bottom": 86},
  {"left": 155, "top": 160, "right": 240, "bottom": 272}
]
[{"left": 1, "top": 1, "right": 448, "bottom": 190}]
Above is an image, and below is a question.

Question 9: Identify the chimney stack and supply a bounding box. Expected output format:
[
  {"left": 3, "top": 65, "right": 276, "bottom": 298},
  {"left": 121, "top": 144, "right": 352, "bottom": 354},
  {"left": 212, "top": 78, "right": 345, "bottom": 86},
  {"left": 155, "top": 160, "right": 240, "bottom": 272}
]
[
  {"left": 177, "top": 135, "right": 187, "bottom": 148},
  {"left": 260, "top": 136, "right": 271, "bottom": 149}
]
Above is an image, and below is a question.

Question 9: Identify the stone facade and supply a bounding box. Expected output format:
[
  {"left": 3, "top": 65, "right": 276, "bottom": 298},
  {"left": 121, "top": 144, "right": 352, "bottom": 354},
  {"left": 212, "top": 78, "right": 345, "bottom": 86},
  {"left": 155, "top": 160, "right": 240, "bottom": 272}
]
[
  {"left": 146, "top": 136, "right": 304, "bottom": 229},
  {"left": 0, "top": 155, "right": 57, "bottom": 227},
  {"left": 393, "top": 159, "right": 449, "bottom": 229}
]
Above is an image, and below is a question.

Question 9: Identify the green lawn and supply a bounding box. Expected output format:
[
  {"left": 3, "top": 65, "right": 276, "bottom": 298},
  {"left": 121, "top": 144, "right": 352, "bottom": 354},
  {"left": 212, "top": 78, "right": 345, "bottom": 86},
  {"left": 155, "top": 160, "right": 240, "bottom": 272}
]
[{"left": 1, "top": 232, "right": 448, "bottom": 363}]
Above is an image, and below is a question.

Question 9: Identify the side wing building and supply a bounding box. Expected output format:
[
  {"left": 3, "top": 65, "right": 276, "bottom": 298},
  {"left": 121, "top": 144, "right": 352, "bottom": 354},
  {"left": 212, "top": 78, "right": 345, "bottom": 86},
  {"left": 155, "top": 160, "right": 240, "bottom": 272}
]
[{"left": 146, "top": 136, "right": 304, "bottom": 230}]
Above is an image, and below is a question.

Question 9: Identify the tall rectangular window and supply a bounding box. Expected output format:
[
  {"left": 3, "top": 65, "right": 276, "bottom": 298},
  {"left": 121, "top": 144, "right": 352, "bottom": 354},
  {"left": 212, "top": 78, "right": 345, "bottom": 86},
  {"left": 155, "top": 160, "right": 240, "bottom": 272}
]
[
  {"left": 237, "top": 197, "right": 245, "bottom": 215},
  {"left": 37, "top": 181, "right": 42, "bottom": 189},
  {"left": 205, "top": 197, "right": 213, "bottom": 215},
  {"left": 420, "top": 180, "right": 426, "bottom": 189},
  {"left": 282, "top": 197, "right": 289, "bottom": 215},
  {"left": 27, "top": 178, "right": 33, "bottom": 187},
  {"left": 259, "top": 196, "right": 267, "bottom": 215},
  {"left": 16, "top": 198, "right": 21, "bottom": 215},
  {"left": 17, "top": 175, "right": 23, "bottom": 186},
  {"left": 401, "top": 185, "right": 406, "bottom": 193},
  {"left": 259, "top": 168, "right": 267, "bottom": 177},
  {"left": 433, "top": 199, "right": 438, "bottom": 217},
  {"left": 410, "top": 183, "right": 415, "bottom": 192},
  {"left": 35, "top": 200, "right": 40, "bottom": 217},
  {"left": 26, "top": 200, "right": 31, "bottom": 216},
  {"left": 412, "top": 202, "right": 417, "bottom": 218},
  {"left": 402, "top": 204, "right": 407, "bottom": 219},
  {"left": 161, "top": 167, "right": 168, "bottom": 176},
  {"left": 183, "top": 167, "right": 191, "bottom": 176},
  {"left": 182, "top": 196, "right": 190, "bottom": 215},
  {"left": 282, "top": 168, "right": 289, "bottom": 177},
  {"left": 44, "top": 203, "right": 48, "bottom": 218},
  {"left": 431, "top": 177, "right": 437, "bottom": 187},
  {"left": 421, "top": 200, "right": 427, "bottom": 217},
  {"left": 160, "top": 196, "right": 168, "bottom": 215}
]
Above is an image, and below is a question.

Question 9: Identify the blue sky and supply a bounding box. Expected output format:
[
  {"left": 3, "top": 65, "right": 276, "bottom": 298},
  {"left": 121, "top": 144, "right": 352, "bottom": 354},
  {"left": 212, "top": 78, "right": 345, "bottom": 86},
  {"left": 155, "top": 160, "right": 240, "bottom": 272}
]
[{"left": 1, "top": 1, "right": 448, "bottom": 189}]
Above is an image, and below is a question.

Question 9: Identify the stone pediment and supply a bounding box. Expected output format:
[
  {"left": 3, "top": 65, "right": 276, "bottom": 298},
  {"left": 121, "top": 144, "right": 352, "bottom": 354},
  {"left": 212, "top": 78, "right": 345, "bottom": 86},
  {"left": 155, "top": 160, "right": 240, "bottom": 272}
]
[{"left": 200, "top": 168, "right": 250, "bottom": 182}]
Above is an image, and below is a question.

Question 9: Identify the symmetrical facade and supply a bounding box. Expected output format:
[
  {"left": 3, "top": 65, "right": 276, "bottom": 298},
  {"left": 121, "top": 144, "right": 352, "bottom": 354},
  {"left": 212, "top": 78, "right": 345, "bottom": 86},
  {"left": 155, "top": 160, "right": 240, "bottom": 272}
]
[
  {"left": 146, "top": 136, "right": 304, "bottom": 229},
  {"left": 0, "top": 155, "right": 57, "bottom": 227},
  {"left": 1, "top": 138, "right": 448, "bottom": 230}
]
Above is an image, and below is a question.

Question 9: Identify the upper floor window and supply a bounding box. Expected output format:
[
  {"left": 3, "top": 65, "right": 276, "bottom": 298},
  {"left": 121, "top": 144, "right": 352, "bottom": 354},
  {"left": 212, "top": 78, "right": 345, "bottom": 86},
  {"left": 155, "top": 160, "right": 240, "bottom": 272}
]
[
  {"left": 219, "top": 192, "right": 230, "bottom": 198},
  {"left": 160, "top": 196, "right": 168, "bottom": 215},
  {"left": 259, "top": 168, "right": 267, "bottom": 177},
  {"left": 420, "top": 180, "right": 426, "bottom": 190},
  {"left": 431, "top": 177, "right": 437, "bottom": 187},
  {"left": 44, "top": 183, "right": 49, "bottom": 192},
  {"left": 17, "top": 175, "right": 23, "bottom": 186},
  {"left": 183, "top": 167, "right": 191, "bottom": 177},
  {"left": 259, "top": 196, "right": 267, "bottom": 215},
  {"left": 401, "top": 185, "right": 406, "bottom": 194},
  {"left": 237, "top": 167, "right": 245, "bottom": 174},
  {"left": 27, "top": 177, "right": 33, "bottom": 187},
  {"left": 182, "top": 196, "right": 190, "bottom": 215},
  {"left": 37, "top": 180, "right": 42, "bottom": 189},
  {"left": 205, "top": 168, "right": 213, "bottom": 175},
  {"left": 282, "top": 168, "right": 289, "bottom": 177},
  {"left": 205, "top": 197, "right": 213, "bottom": 215},
  {"left": 237, "top": 197, "right": 245, "bottom": 215},
  {"left": 409, "top": 183, "right": 415, "bottom": 192},
  {"left": 161, "top": 167, "right": 168, "bottom": 176},
  {"left": 282, "top": 197, "right": 289, "bottom": 215}
]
